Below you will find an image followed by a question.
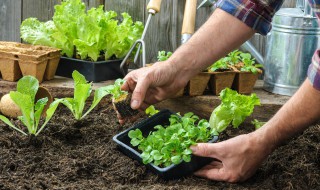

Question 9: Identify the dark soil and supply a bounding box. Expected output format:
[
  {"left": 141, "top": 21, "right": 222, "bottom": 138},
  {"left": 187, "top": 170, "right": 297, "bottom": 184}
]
[{"left": 0, "top": 104, "right": 319, "bottom": 190}]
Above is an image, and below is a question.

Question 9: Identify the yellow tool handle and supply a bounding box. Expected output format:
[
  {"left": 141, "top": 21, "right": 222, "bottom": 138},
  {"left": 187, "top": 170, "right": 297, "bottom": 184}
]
[
  {"left": 182, "top": 0, "right": 197, "bottom": 34},
  {"left": 147, "top": 0, "right": 162, "bottom": 13}
]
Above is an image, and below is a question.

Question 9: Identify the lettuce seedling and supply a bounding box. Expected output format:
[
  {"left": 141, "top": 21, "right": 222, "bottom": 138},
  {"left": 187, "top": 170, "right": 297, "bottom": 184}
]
[
  {"left": 207, "top": 57, "right": 231, "bottom": 72},
  {"left": 129, "top": 112, "right": 214, "bottom": 167},
  {"left": 0, "top": 76, "right": 62, "bottom": 136},
  {"left": 251, "top": 119, "right": 266, "bottom": 130},
  {"left": 157, "top": 51, "right": 173, "bottom": 61},
  {"left": 145, "top": 105, "right": 159, "bottom": 117},
  {"left": 209, "top": 88, "right": 261, "bottom": 134},
  {"left": 239, "top": 53, "right": 263, "bottom": 74},
  {"left": 61, "top": 70, "right": 109, "bottom": 120},
  {"left": 103, "top": 78, "right": 139, "bottom": 119}
]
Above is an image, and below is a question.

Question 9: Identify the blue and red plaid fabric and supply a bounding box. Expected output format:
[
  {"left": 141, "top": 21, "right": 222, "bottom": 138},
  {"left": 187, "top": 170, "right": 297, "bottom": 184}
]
[{"left": 216, "top": 0, "right": 320, "bottom": 91}]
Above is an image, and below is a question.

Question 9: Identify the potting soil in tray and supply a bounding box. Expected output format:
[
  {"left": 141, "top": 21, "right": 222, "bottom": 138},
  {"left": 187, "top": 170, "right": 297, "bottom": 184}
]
[{"left": 0, "top": 104, "right": 319, "bottom": 189}]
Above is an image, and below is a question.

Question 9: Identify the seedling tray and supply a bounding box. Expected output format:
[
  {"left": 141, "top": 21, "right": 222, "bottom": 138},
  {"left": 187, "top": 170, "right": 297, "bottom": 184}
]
[
  {"left": 113, "top": 109, "right": 218, "bottom": 180},
  {"left": 56, "top": 57, "right": 123, "bottom": 82}
]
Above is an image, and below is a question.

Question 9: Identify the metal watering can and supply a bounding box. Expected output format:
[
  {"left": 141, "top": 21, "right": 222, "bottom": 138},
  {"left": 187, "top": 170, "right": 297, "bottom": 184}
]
[{"left": 198, "top": 0, "right": 320, "bottom": 96}]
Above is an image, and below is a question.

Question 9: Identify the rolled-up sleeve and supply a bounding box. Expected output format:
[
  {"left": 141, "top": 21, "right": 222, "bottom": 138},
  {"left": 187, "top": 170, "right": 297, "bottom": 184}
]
[
  {"left": 215, "top": 0, "right": 284, "bottom": 35},
  {"left": 308, "top": 51, "right": 320, "bottom": 90}
]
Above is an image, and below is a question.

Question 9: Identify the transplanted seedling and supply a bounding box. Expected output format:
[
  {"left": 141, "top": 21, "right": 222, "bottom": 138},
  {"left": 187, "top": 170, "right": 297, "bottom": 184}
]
[
  {"left": 104, "top": 78, "right": 139, "bottom": 120},
  {"left": 61, "top": 70, "right": 110, "bottom": 120},
  {"left": 0, "top": 76, "right": 62, "bottom": 136}
]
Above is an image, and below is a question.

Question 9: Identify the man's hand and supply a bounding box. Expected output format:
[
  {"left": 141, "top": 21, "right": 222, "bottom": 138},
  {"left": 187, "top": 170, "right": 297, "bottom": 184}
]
[
  {"left": 122, "top": 61, "right": 188, "bottom": 110},
  {"left": 191, "top": 131, "right": 274, "bottom": 182}
]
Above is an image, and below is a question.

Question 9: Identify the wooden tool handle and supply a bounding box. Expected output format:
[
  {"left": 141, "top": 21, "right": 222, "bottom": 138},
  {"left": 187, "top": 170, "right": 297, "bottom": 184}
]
[
  {"left": 147, "top": 0, "right": 162, "bottom": 13},
  {"left": 182, "top": 0, "right": 197, "bottom": 34}
]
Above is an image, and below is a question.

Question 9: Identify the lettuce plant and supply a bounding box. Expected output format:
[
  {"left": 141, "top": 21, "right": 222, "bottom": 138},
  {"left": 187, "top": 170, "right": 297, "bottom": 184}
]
[
  {"left": 102, "top": 79, "right": 127, "bottom": 100},
  {"left": 157, "top": 51, "right": 173, "bottom": 62},
  {"left": 209, "top": 88, "right": 261, "bottom": 134},
  {"left": 20, "top": 0, "right": 144, "bottom": 61},
  {"left": 145, "top": 105, "right": 159, "bottom": 117},
  {"left": 0, "top": 76, "right": 62, "bottom": 136},
  {"left": 129, "top": 88, "right": 260, "bottom": 167},
  {"left": 61, "top": 70, "right": 109, "bottom": 120},
  {"left": 239, "top": 53, "right": 263, "bottom": 74}
]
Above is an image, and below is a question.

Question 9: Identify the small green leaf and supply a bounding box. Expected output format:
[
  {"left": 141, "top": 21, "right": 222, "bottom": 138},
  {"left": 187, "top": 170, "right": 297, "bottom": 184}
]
[
  {"left": 171, "top": 155, "right": 181, "bottom": 165},
  {"left": 35, "top": 99, "right": 62, "bottom": 136},
  {"left": 182, "top": 155, "right": 191, "bottom": 162},
  {"left": 0, "top": 115, "right": 27, "bottom": 136},
  {"left": 16, "top": 76, "right": 39, "bottom": 102},
  {"left": 130, "top": 138, "right": 141, "bottom": 146}
]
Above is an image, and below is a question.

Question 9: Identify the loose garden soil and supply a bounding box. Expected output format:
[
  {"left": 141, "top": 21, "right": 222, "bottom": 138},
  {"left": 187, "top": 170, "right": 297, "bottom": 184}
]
[{"left": 0, "top": 103, "right": 319, "bottom": 190}]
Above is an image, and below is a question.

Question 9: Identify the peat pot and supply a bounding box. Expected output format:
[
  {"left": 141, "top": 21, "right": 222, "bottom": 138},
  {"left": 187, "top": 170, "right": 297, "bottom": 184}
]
[
  {"left": 263, "top": 7, "right": 320, "bottom": 96},
  {"left": 188, "top": 72, "right": 211, "bottom": 96},
  {"left": 208, "top": 71, "right": 236, "bottom": 95},
  {"left": 56, "top": 57, "right": 123, "bottom": 82},
  {"left": 113, "top": 109, "right": 218, "bottom": 180}
]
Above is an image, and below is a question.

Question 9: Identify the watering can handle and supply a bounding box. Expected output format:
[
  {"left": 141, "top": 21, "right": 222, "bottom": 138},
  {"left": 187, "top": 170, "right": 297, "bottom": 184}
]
[
  {"left": 147, "top": 0, "right": 162, "bottom": 14},
  {"left": 182, "top": 0, "right": 197, "bottom": 35}
]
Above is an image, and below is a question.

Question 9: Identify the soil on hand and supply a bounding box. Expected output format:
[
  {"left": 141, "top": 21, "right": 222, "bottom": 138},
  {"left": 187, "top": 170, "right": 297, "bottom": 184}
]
[{"left": 0, "top": 104, "right": 319, "bottom": 190}]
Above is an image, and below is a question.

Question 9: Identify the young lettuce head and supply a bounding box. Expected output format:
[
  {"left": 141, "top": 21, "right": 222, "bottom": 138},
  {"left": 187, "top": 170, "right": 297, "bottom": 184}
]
[
  {"left": 0, "top": 76, "right": 62, "bottom": 136},
  {"left": 61, "top": 70, "right": 110, "bottom": 120},
  {"left": 209, "top": 88, "right": 261, "bottom": 134}
]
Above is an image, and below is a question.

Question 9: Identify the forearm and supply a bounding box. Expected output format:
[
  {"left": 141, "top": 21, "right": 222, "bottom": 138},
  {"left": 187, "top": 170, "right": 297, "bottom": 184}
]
[
  {"left": 255, "top": 80, "right": 320, "bottom": 152},
  {"left": 168, "top": 8, "right": 255, "bottom": 82}
]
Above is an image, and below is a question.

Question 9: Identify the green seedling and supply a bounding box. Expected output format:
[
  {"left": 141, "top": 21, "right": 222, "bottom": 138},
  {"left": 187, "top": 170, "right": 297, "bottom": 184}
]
[
  {"left": 251, "top": 119, "right": 266, "bottom": 130},
  {"left": 145, "top": 105, "right": 159, "bottom": 117},
  {"left": 157, "top": 51, "right": 173, "bottom": 61},
  {"left": 61, "top": 70, "right": 109, "bottom": 120},
  {"left": 0, "top": 76, "right": 62, "bottom": 136},
  {"left": 104, "top": 78, "right": 139, "bottom": 118},
  {"left": 239, "top": 53, "right": 263, "bottom": 74}
]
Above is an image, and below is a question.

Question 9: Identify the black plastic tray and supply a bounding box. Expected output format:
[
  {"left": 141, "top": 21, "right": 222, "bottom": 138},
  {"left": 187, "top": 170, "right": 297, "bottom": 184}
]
[
  {"left": 113, "top": 109, "right": 219, "bottom": 180},
  {"left": 56, "top": 56, "right": 124, "bottom": 82}
]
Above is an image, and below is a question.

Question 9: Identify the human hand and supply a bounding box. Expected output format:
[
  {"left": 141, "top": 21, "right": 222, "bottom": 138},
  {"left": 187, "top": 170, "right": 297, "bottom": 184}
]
[
  {"left": 190, "top": 132, "right": 275, "bottom": 182},
  {"left": 122, "top": 61, "right": 188, "bottom": 110}
]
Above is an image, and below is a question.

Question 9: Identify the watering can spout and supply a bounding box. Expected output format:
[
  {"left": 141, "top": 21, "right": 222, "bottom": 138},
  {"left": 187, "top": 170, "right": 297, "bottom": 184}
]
[
  {"left": 241, "top": 42, "right": 264, "bottom": 65},
  {"left": 197, "top": 0, "right": 216, "bottom": 10},
  {"left": 198, "top": 0, "right": 264, "bottom": 64}
]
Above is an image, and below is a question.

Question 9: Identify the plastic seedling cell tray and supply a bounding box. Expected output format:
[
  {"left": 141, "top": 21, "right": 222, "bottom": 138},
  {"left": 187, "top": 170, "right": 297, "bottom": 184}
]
[
  {"left": 113, "top": 109, "right": 219, "bottom": 180},
  {"left": 56, "top": 57, "right": 123, "bottom": 82}
]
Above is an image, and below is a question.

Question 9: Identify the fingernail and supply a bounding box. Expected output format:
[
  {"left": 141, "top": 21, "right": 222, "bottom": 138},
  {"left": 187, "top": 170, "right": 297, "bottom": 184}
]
[
  {"left": 131, "top": 100, "right": 139, "bottom": 109},
  {"left": 190, "top": 145, "right": 197, "bottom": 152}
]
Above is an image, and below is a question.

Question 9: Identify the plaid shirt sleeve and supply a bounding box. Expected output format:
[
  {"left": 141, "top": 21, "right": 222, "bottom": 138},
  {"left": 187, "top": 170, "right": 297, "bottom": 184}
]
[
  {"left": 216, "top": 0, "right": 320, "bottom": 90},
  {"left": 215, "top": 0, "right": 284, "bottom": 35},
  {"left": 308, "top": 0, "right": 320, "bottom": 90}
]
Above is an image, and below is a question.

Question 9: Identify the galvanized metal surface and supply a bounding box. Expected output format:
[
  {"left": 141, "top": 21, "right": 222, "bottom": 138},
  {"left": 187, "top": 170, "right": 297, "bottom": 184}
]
[{"left": 263, "top": 8, "right": 320, "bottom": 96}]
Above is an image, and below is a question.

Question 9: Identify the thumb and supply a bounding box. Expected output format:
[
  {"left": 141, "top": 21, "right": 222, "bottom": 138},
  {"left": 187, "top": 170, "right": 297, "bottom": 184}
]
[{"left": 190, "top": 143, "right": 222, "bottom": 159}]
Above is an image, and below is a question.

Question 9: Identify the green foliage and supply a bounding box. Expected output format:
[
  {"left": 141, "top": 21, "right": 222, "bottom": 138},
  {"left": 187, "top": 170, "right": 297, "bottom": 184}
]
[
  {"left": 20, "top": 0, "right": 143, "bottom": 61},
  {"left": 227, "top": 49, "right": 241, "bottom": 65},
  {"left": 145, "top": 105, "right": 159, "bottom": 117},
  {"left": 0, "top": 76, "right": 62, "bottom": 136},
  {"left": 129, "top": 112, "right": 215, "bottom": 167},
  {"left": 209, "top": 88, "right": 261, "bottom": 133},
  {"left": 207, "top": 57, "right": 230, "bottom": 72},
  {"left": 251, "top": 119, "right": 266, "bottom": 130},
  {"left": 61, "top": 71, "right": 109, "bottom": 120},
  {"left": 157, "top": 51, "right": 173, "bottom": 61},
  {"left": 102, "top": 79, "right": 128, "bottom": 100},
  {"left": 239, "top": 53, "right": 263, "bottom": 74},
  {"left": 207, "top": 49, "right": 263, "bottom": 73}
]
